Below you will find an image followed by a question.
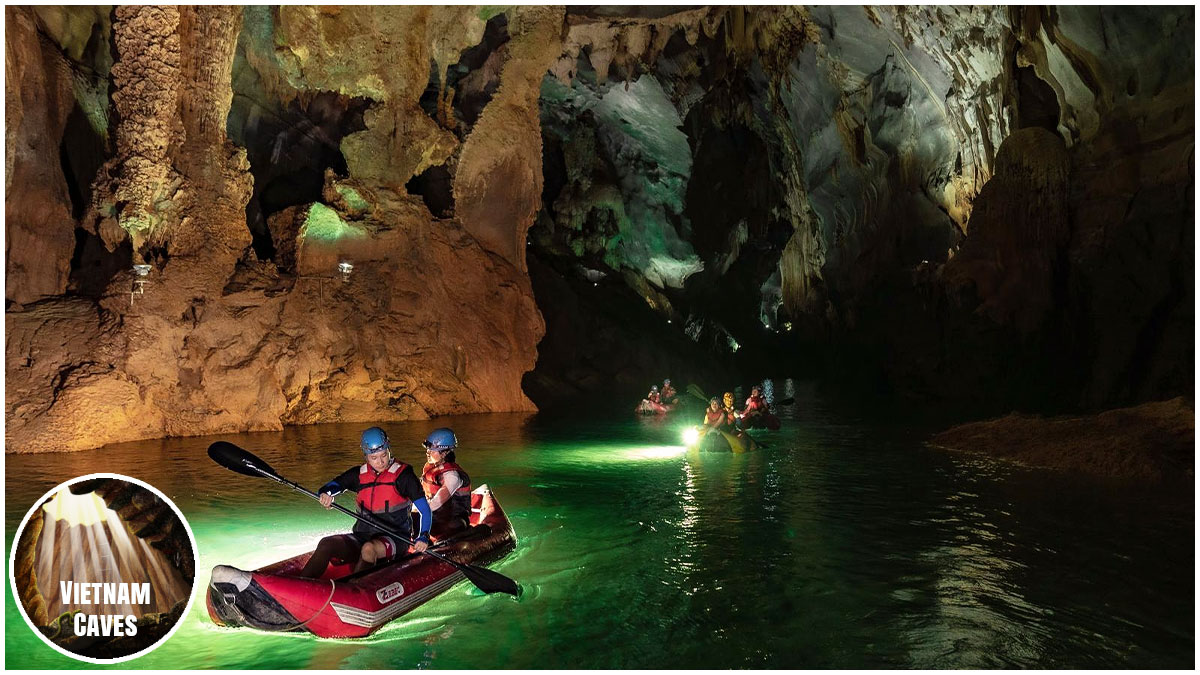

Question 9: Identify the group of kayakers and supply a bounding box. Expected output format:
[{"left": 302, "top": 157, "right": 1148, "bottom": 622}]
[
  {"left": 636, "top": 378, "right": 679, "bottom": 414},
  {"left": 647, "top": 379, "right": 678, "bottom": 404},
  {"left": 302, "top": 383, "right": 774, "bottom": 577},
  {"left": 297, "top": 426, "right": 472, "bottom": 578},
  {"left": 701, "top": 386, "right": 769, "bottom": 435}
]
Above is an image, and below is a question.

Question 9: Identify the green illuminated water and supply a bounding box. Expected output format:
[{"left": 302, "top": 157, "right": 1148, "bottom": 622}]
[{"left": 5, "top": 381, "right": 1193, "bottom": 668}]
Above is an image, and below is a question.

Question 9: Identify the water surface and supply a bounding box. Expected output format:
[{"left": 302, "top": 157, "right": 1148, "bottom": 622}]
[{"left": 5, "top": 380, "right": 1193, "bottom": 668}]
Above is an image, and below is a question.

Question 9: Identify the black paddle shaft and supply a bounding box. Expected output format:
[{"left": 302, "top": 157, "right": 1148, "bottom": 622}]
[{"left": 206, "top": 441, "right": 520, "bottom": 596}]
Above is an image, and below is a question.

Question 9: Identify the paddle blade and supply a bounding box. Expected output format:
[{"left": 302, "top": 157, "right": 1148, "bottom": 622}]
[
  {"left": 686, "top": 383, "right": 708, "bottom": 403},
  {"left": 208, "top": 441, "right": 281, "bottom": 480},
  {"left": 460, "top": 564, "right": 521, "bottom": 597}
]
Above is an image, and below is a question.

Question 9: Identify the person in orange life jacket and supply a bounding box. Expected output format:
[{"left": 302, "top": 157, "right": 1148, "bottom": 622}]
[
  {"left": 417, "top": 428, "right": 472, "bottom": 541},
  {"left": 722, "top": 392, "right": 738, "bottom": 425},
  {"left": 296, "top": 427, "right": 432, "bottom": 578},
  {"left": 702, "top": 397, "right": 728, "bottom": 435},
  {"left": 661, "top": 379, "right": 677, "bottom": 404}
]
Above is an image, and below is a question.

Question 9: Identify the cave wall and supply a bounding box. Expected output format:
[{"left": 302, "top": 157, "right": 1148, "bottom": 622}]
[
  {"left": 5, "top": 6, "right": 1192, "bottom": 450},
  {"left": 528, "top": 5, "right": 1192, "bottom": 413},
  {"left": 5, "top": 6, "right": 81, "bottom": 305},
  {"left": 6, "top": 6, "right": 548, "bottom": 452}
]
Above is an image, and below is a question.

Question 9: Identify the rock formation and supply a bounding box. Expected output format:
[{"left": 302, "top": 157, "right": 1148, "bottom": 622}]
[
  {"left": 930, "top": 397, "right": 1194, "bottom": 483},
  {"left": 7, "top": 7, "right": 546, "bottom": 452}
]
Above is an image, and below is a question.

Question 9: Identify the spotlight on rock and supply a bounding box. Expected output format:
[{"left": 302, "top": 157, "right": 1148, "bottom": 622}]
[
  {"left": 338, "top": 261, "right": 354, "bottom": 283},
  {"left": 130, "top": 264, "right": 152, "bottom": 305}
]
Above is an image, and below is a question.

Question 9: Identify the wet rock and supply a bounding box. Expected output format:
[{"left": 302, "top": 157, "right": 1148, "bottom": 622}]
[{"left": 930, "top": 397, "right": 1194, "bottom": 482}]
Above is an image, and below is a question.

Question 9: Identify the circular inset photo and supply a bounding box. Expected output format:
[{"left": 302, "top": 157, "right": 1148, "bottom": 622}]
[{"left": 9, "top": 474, "right": 197, "bottom": 663}]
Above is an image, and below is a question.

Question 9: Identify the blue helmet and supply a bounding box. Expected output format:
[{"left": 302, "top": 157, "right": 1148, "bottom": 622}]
[
  {"left": 423, "top": 428, "right": 458, "bottom": 451},
  {"left": 360, "top": 427, "right": 390, "bottom": 455}
]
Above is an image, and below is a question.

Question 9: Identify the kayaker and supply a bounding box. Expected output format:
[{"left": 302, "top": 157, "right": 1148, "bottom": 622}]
[
  {"left": 739, "top": 386, "right": 767, "bottom": 424},
  {"left": 419, "top": 428, "right": 473, "bottom": 541},
  {"left": 661, "top": 379, "right": 677, "bottom": 404},
  {"left": 722, "top": 392, "right": 738, "bottom": 425},
  {"left": 297, "top": 427, "right": 432, "bottom": 578},
  {"left": 702, "top": 397, "right": 727, "bottom": 434},
  {"left": 647, "top": 384, "right": 661, "bottom": 405}
]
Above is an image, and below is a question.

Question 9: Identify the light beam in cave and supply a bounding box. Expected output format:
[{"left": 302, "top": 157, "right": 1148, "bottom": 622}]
[{"left": 36, "top": 488, "right": 189, "bottom": 619}]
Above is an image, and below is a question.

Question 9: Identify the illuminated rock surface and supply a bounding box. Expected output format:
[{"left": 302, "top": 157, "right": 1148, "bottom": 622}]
[{"left": 4, "top": 6, "right": 1192, "bottom": 451}]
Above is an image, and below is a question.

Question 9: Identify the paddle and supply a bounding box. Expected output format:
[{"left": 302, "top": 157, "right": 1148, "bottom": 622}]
[{"left": 207, "top": 441, "right": 520, "bottom": 597}]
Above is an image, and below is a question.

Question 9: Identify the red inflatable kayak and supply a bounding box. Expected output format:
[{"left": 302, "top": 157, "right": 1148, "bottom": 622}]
[
  {"left": 635, "top": 399, "right": 674, "bottom": 415},
  {"left": 206, "top": 485, "right": 515, "bottom": 638}
]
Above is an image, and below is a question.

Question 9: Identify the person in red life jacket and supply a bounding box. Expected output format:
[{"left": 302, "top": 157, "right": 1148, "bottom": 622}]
[
  {"left": 296, "top": 427, "right": 432, "bottom": 578},
  {"left": 647, "top": 385, "right": 661, "bottom": 405},
  {"left": 739, "top": 386, "right": 768, "bottom": 426},
  {"left": 418, "top": 428, "right": 472, "bottom": 541},
  {"left": 702, "top": 397, "right": 728, "bottom": 434},
  {"left": 661, "top": 379, "right": 677, "bottom": 405}
]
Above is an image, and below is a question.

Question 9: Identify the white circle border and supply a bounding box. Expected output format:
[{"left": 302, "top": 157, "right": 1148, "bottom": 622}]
[{"left": 7, "top": 472, "right": 200, "bottom": 665}]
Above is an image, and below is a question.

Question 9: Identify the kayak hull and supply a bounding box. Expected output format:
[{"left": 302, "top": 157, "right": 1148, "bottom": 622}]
[
  {"left": 689, "top": 428, "right": 758, "bottom": 453},
  {"left": 206, "top": 484, "right": 515, "bottom": 638}
]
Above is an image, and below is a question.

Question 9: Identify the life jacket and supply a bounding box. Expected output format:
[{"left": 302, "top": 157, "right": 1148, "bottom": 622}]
[
  {"left": 745, "top": 395, "right": 766, "bottom": 413},
  {"left": 662, "top": 385, "right": 676, "bottom": 400},
  {"left": 723, "top": 405, "right": 737, "bottom": 424},
  {"left": 648, "top": 391, "right": 661, "bottom": 404},
  {"left": 356, "top": 461, "right": 413, "bottom": 516},
  {"left": 422, "top": 461, "right": 472, "bottom": 521},
  {"left": 704, "top": 408, "right": 725, "bottom": 426}
]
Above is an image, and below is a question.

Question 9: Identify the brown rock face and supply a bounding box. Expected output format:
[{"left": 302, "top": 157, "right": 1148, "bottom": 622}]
[
  {"left": 5, "top": 6, "right": 78, "bottom": 304},
  {"left": 455, "top": 6, "right": 565, "bottom": 270},
  {"left": 6, "top": 8, "right": 547, "bottom": 452},
  {"left": 942, "top": 127, "right": 1071, "bottom": 335},
  {"left": 931, "top": 397, "right": 1194, "bottom": 483},
  {"left": 271, "top": 6, "right": 480, "bottom": 187}
]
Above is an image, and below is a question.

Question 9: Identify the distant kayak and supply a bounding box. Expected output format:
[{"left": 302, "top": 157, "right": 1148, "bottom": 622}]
[{"left": 635, "top": 399, "right": 675, "bottom": 415}]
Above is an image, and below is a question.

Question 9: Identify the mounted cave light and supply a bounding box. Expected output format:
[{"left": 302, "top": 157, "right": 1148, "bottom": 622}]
[
  {"left": 784, "top": 322, "right": 793, "bottom": 332},
  {"left": 338, "top": 261, "right": 354, "bottom": 284},
  {"left": 130, "top": 264, "right": 152, "bottom": 305},
  {"left": 728, "top": 337, "right": 741, "bottom": 353}
]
